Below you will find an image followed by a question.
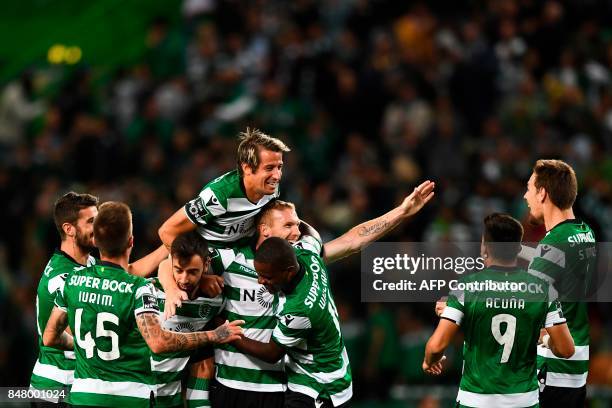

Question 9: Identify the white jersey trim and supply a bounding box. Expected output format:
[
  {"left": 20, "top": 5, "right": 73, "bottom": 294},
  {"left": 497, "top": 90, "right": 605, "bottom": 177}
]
[
  {"left": 537, "top": 344, "right": 589, "bottom": 361},
  {"left": 32, "top": 360, "right": 74, "bottom": 385},
  {"left": 440, "top": 306, "right": 463, "bottom": 325},
  {"left": 215, "top": 349, "right": 282, "bottom": 371},
  {"left": 156, "top": 380, "right": 181, "bottom": 397},
  {"left": 330, "top": 382, "right": 353, "bottom": 406},
  {"left": 71, "top": 378, "right": 155, "bottom": 399},
  {"left": 215, "top": 377, "right": 286, "bottom": 393},
  {"left": 186, "top": 388, "right": 209, "bottom": 400},
  {"left": 457, "top": 389, "right": 538, "bottom": 407},
  {"left": 543, "top": 372, "right": 588, "bottom": 388},
  {"left": 151, "top": 356, "right": 190, "bottom": 372}
]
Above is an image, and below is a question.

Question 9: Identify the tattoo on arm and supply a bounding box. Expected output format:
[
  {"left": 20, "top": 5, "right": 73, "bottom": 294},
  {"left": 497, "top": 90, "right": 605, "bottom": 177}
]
[
  {"left": 137, "top": 312, "right": 215, "bottom": 353},
  {"left": 357, "top": 218, "right": 390, "bottom": 237}
]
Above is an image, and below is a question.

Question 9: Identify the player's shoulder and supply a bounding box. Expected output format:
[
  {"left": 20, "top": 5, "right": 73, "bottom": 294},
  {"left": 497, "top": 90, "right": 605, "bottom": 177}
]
[
  {"left": 292, "top": 235, "right": 324, "bottom": 258},
  {"left": 204, "top": 170, "right": 241, "bottom": 196},
  {"left": 543, "top": 219, "right": 596, "bottom": 245}
]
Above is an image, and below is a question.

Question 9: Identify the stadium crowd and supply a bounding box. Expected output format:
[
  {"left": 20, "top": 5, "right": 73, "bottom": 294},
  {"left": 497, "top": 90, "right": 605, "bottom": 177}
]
[{"left": 0, "top": 0, "right": 611, "bottom": 404}]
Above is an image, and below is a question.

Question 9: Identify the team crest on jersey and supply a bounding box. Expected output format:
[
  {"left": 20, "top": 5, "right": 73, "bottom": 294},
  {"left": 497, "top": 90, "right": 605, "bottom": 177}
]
[
  {"left": 199, "top": 303, "right": 213, "bottom": 319},
  {"left": 257, "top": 286, "right": 274, "bottom": 308}
]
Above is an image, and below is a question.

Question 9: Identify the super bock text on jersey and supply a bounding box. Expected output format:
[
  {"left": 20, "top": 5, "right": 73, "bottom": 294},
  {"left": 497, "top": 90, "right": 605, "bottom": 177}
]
[
  {"left": 441, "top": 266, "right": 565, "bottom": 408},
  {"left": 272, "top": 236, "right": 353, "bottom": 406},
  {"left": 528, "top": 219, "right": 595, "bottom": 389},
  {"left": 55, "top": 261, "right": 159, "bottom": 407}
]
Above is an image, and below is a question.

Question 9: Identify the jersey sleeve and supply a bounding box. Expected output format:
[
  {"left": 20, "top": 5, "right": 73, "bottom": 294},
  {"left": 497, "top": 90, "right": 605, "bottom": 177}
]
[
  {"left": 54, "top": 277, "right": 68, "bottom": 312},
  {"left": 293, "top": 235, "right": 323, "bottom": 256},
  {"left": 183, "top": 186, "right": 228, "bottom": 226},
  {"left": 271, "top": 312, "right": 311, "bottom": 348},
  {"left": 440, "top": 289, "right": 465, "bottom": 325},
  {"left": 134, "top": 280, "right": 160, "bottom": 317},
  {"left": 210, "top": 248, "right": 236, "bottom": 274},
  {"left": 527, "top": 242, "right": 566, "bottom": 285},
  {"left": 544, "top": 299, "right": 566, "bottom": 328}
]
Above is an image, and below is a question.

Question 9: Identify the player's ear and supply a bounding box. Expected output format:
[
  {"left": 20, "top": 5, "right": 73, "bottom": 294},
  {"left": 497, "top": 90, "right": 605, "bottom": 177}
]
[
  {"left": 241, "top": 162, "right": 253, "bottom": 176},
  {"left": 127, "top": 235, "right": 134, "bottom": 249},
  {"left": 62, "top": 222, "right": 75, "bottom": 238},
  {"left": 537, "top": 186, "right": 547, "bottom": 203},
  {"left": 260, "top": 222, "right": 270, "bottom": 238}
]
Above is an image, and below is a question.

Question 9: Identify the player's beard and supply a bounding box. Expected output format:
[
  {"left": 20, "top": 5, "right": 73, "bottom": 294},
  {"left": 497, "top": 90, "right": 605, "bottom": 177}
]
[{"left": 75, "top": 226, "right": 96, "bottom": 253}]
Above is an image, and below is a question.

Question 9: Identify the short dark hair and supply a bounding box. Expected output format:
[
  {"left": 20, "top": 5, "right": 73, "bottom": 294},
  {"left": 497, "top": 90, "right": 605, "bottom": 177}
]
[
  {"left": 483, "top": 213, "right": 524, "bottom": 262},
  {"left": 171, "top": 231, "right": 209, "bottom": 268},
  {"left": 255, "top": 237, "right": 297, "bottom": 270},
  {"left": 94, "top": 202, "right": 132, "bottom": 258},
  {"left": 533, "top": 159, "right": 577, "bottom": 210},
  {"left": 54, "top": 192, "right": 99, "bottom": 239},
  {"left": 236, "top": 128, "right": 290, "bottom": 176}
]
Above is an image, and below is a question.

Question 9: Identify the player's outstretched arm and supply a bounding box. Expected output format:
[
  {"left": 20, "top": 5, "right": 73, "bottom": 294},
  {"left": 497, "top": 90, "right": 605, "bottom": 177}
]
[
  {"left": 137, "top": 313, "right": 243, "bottom": 354},
  {"left": 324, "top": 180, "right": 435, "bottom": 264},
  {"left": 43, "top": 307, "right": 73, "bottom": 351},
  {"left": 128, "top": 244, "right": 169, "bottom": 277},
  {"left": 423, "top": 318, "right": 458, "bottom": 375},
  {"left": 544, "top": 323, "right": 575, "bottom": 359},
  {"left": 159, "top": 208, "right": 197, "bottom": 250},
  {"left": 232, "top": 336, "right": 285, "bottom": 364}
]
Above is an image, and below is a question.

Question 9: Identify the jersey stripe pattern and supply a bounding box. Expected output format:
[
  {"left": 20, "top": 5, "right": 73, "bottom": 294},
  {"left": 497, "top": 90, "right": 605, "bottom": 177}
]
[
  {"left": 30, "top": 251, "right": 95, "bottom": 401},
  {"left": 149, "top": 278, "right": 222, "bottom": 408},
  {"left": 441, "top": 266, "right": 565, "bottom": 408},
  {"left": 527, "top": 219, "right": 595, "bottom": 388},
  {"left": 212, "top": 244, "right": 286, "bottom": 392},
  {"left": 184, "top": 170, "right": 279, "bottom": 243},
  {"left": 55, "top": 261, "right": 159, "bottom": 407},
  {"left": 272, "top": 236, "right": 353, "bottom": 406}
]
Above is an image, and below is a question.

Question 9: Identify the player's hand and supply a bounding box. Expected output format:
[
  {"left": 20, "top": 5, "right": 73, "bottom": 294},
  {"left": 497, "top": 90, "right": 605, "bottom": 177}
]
[
  {"left": 200, "top": 275, "right": 224, "bottom": 297},
  {"left": 422, "top": 355, "right": 446, "bottom": 375},
  {"left": 212, "top": 320, "right": 244, "bottom": 344},
  {"left": 435, "top": 297, "right": 448, "bottom": 317},
  {"left": 400, "top": 180, "right": 435, "bottom": 218},
  {"left": 164, "top": 288, "right": 188, "bottom": 320}
]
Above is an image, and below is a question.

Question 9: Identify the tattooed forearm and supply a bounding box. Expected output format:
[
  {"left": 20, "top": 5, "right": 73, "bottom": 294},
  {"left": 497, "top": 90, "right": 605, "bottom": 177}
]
[
  {"left": 137, "top": 312, "right": 215, "bottom": 353},
  {"left": 357, "top": 218, "right": 391, "bottom": 237}
]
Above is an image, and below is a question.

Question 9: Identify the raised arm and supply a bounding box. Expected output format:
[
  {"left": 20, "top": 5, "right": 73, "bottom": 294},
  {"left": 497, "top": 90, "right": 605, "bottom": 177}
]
[
  {"left": 43, "top": 307, "right": 73, "bottom": 351},
  {"left": 232, "top": 336, "right": 285, "bottom": 364},
  {"left": 159, "top": 208, "right": 197, "bottom": 250},
  {"left": 136, "top": 312, "right": 243, "bottom": 354},
  {"left": 423, "top": 318, "right": 459, "bottom": 375},
  {"left": 128, "top": 244, "right": 169, "bottom": 277},
  {"left": 324, "top": 180, "right": 435, "bottom": 264}
]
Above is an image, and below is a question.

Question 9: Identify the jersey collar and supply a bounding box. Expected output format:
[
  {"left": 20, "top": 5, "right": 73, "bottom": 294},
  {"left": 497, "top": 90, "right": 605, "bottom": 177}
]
[
  {"left": 55, "top": 248, "right": 86, "bottom": 266},
  {"left": 98, "top": 259, "right": 126, "bottom": 271},
  {"left": 282, "top": 263, "right": 305, "bottom": 295},
  {"left": 547, "top": 218, "right": 580, "bottom": 233}
]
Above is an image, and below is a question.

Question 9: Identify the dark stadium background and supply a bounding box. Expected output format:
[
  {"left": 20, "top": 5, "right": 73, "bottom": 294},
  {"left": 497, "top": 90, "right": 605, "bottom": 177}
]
[{"left": 1, "top": 0, "right": 611, "bottom": 406}]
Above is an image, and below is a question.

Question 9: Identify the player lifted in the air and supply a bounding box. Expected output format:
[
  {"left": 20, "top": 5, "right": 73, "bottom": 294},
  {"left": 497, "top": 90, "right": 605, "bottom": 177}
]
[
  {"left": 159, "top": 128, "right": 290, "bottom": 247},
  {"left": 424, "top": 213, "right": 575, "bottom": 408}
]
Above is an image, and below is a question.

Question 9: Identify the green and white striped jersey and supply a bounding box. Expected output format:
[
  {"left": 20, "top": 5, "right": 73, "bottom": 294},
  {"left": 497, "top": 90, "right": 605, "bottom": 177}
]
[
  {"left": 272, "top": 236, "right": 353, "bottom": 406},
  {"left": 211, "top": 243, "right": 286, "bottom": 392},
  {"left": 30, "top": 250, "right": 95, "bottom": 397},
  {"left": 149, "top": 277, "right": 223, "bottom": 408},
  {"left": 441, "top": 266, "right": 565, "bottom": 408},
  {"left": 527, "top": 219, "right": 595, "bottom": 388},
  {"left": 55, "top": 261, "right": 159, "bottom": 407},
  {"left": 184, "top": 170, "right": 279, "bottom": 243}
]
